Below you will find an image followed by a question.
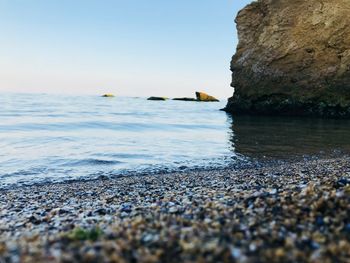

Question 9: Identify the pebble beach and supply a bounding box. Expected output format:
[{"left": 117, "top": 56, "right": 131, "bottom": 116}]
[{"left": 0, "top": 157, "right": 350, "bottom": 263}]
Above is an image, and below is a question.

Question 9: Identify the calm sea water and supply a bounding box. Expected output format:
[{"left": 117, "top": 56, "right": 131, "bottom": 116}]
[{"left": 1, "top": 93, "right": 350, "bottom": 188}]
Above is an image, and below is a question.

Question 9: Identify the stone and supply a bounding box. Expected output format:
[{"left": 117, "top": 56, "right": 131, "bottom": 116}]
[
  {"left": 195, "top": 92, "right": 219, "bottom": 102},
  {"left": 168, "top": 206, "right": 178, "bottom": 213},
  {"left": 335, "top": 178, "right": 350, "bottom": 188},
  {"left": 120, "top": 203, "right": 132, "bottom": 213},
  {"left": 94, "top": 208, "right": 107, "bottom": 215},
  {"left": 28, "top": 214, "right": 42, "bottom": 225},
  {"left": 224, "top": 0, "right": 350, "bottom": 118},
  {"left": 147, "top": 97, "right": 169, "bottom": 101},
  {"left": 58, "top": 207, "right": 71, "bottom": 215}
]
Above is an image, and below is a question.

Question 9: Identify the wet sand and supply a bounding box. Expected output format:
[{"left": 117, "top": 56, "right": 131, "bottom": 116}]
[{"left": 0, "top": 157, "right": 349, "bottom": 263}]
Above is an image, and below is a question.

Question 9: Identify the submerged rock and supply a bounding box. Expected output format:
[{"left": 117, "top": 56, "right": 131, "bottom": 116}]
[
  {"left": 147, "top": 97, "right": 169, "bottom": 101},
  {"left": 196, "top": 92, "right": 219, "bottom": 102},
  {"left": 224, "top": 0, "right": 350, "bottom": 118}
]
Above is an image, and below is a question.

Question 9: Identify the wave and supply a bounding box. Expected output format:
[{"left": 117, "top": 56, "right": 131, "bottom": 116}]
[{"left": 62, "top": 158, "right": 124, "bottom": 166}]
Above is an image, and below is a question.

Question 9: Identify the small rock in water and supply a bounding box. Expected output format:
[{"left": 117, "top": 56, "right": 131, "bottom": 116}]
[{"left": 147, "top": 96, "right": 169, "bottom": 101}]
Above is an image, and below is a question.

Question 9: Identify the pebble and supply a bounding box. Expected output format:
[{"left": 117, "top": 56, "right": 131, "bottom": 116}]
[
  {"left": 0, "top": 157, "right": 349, "bottom": 262},
  {"left": 168, "top": 207, "right": 178, "bottom": 213}
]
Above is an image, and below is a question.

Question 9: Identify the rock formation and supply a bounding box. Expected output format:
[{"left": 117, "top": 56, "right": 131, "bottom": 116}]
[
  {"left": 224, "top": 0, "right": 350, "bottom": 117},
  {"left": 196, "top": 92, "right": 220, "bottom": 102},
  {"left": 172, "top": 97, "right": 197, "bottom": 101},
  {"left": 173, "top": 92, "right": 219, "bottom": 102},
  {"left": 147, "top": 97, "right": 169, "bottom": 101}
]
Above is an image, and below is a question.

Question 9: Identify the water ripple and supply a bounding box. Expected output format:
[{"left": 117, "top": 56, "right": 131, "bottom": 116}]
[{"left": 0, "top": 94, "right": 231, "bottom": 188}]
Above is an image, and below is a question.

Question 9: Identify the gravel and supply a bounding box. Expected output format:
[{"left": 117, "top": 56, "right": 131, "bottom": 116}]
[{"left": 0, "top": 157, "right": 349, "bottom": 262}]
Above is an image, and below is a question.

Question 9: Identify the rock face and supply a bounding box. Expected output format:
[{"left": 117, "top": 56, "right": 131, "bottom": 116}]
[{"left": 225, "top": 0, "right": 350, "bottom": 118}]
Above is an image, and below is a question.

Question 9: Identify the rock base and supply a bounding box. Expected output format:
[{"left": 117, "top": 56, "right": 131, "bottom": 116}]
[{"left": 224, "top": 95, "right": 350, "bottom": 118}]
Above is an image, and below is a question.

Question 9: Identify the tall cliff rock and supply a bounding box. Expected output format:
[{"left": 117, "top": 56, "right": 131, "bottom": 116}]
[{"left": 225, "top": 0, "right": 350, "bottom": 117}]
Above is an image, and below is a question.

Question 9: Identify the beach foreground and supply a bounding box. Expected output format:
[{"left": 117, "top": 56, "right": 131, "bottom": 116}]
[{"left": 0, "top": 157, "right": 349, "bottom": 263}]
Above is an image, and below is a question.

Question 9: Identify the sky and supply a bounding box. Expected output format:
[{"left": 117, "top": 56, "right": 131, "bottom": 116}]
[{"left": 0, "top": 0, "right": 252, "bottom": 98}]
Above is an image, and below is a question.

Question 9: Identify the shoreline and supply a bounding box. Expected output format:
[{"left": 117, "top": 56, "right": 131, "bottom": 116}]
[
  {"left": 1, "top": 152, "right": 343, "bottom": 192},
  {"left": 1, "top": 156, "right": 350, "bottom": 262}
]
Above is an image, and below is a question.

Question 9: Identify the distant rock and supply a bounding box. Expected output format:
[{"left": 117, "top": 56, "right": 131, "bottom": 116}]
[
  {"left": 173, "top": 97, "right": 197, "bottom": 101},
  {"left": 102, "top": 94, "right": 115, "bottom": 97},
  {"left": 196, "top": 92, "right": 219, "bottom": 102},
  {"left": 147, "top": 97, "right": 169, "bottom": 101},
  {"left": 224, "top": 0, "right": 350, "bottom": 118}
]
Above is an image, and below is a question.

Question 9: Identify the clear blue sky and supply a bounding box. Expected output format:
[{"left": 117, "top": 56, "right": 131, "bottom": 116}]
[{"left": 0, "top": 0, "right": 252, "bottom": 98}]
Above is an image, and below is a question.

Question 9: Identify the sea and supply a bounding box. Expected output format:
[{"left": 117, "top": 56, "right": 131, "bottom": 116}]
[{"left": 1, "top": 93, "right": 350, "bottom": 189}]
